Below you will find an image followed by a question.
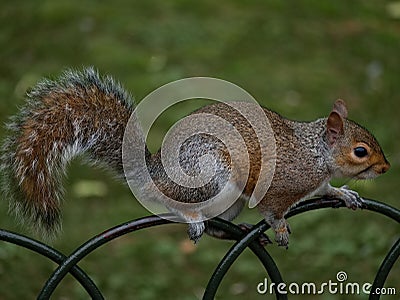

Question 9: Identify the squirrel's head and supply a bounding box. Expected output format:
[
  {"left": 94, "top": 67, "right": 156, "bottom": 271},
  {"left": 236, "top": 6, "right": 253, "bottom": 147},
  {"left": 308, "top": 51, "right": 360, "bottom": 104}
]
[{"left": 326, "top": 99, "right": 390, "bottom": 180}]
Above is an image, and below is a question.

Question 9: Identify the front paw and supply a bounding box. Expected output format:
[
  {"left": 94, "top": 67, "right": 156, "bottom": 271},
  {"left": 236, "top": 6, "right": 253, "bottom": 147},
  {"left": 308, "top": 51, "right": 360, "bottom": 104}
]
[
  {"left": 188, "top": 222, "right": 205, "bottom": 244},
  {"left": 338, "top": 185, "right": 364, "bottom": 210}
]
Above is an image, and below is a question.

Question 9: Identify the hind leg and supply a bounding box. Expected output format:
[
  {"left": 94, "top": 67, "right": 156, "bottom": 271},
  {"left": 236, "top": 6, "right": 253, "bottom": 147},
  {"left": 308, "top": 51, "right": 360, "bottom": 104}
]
[{"left": 262, "top": 210, "right": 291, "bottom": 248}]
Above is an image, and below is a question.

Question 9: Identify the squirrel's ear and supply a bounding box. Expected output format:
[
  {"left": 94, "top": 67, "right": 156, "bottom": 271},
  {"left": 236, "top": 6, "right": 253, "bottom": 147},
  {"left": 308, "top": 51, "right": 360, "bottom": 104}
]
[
  {"left": 332, "top": 99, "right": 348, "bottom": 119},
  {"left": 327, "top": 102, "right": 345, "bottom": 146}
]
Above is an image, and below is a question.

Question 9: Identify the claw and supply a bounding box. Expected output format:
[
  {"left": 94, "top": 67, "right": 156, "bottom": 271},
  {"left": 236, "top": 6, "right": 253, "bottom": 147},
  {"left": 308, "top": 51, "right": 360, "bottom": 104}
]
[
  {"left": 286, "top": 222, "right": 292, "bottom": 234},
  {"left": 338, "top": 185, "right": 364, "bottom": 210}
]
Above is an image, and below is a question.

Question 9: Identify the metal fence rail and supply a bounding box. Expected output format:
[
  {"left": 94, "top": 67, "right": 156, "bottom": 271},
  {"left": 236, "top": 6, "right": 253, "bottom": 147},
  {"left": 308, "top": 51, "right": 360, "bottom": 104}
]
[{"left": 1, "top": 197, "right": 399, "bottom": 299}]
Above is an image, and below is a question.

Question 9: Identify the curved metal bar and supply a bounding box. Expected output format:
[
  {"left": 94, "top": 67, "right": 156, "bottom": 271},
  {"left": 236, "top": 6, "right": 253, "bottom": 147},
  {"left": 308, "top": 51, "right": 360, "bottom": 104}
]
[
  {"left": 287, "top": 197, "right": 400, "bottom": 223},
  {"left": 0, "top": 229, "right": 103, "bottom": 299},
  {"left": 204, "top": 197, "right": 400, "bottom": 299},
  {"left": 203, "top": 219, "right": 287, "bottom": 300},
  {"left": 361, "top": 198, "right": 400, "bottom": 223},
  {"left": 290, "top": 198, "right": 400, "bottom": 300},
  {"left": 3, "top": 197, "right": 397, "bottom": 299},
  {"left": 370, "top": 238, "right": 400, "bottom": 300},
  {"left": 38, "top": 215, "right": 173, "bottom": 299}
]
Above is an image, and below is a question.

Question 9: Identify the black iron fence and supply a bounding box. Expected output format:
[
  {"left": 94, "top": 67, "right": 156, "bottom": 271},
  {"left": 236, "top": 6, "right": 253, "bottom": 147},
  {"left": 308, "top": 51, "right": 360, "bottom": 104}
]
[{"left": 1, "top": 197, "right": 399, "bottom": 299}]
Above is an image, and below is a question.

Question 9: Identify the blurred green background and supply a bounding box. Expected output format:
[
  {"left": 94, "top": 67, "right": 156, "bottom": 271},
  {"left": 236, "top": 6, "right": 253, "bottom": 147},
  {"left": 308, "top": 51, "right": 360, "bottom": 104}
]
[{"left": 0, "top": 1, "right": 399, "bottom": 299}]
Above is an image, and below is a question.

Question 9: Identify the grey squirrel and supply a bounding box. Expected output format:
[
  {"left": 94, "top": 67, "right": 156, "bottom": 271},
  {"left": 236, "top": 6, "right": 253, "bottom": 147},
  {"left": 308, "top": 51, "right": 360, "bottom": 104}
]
[{"left": 0, "top": 68, "right": 390, "bottom": 247}]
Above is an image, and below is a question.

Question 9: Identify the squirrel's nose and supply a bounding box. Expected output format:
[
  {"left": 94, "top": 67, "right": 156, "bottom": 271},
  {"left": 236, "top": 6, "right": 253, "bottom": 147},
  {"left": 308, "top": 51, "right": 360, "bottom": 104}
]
[{"left": 380, "top": 163, "right": 390, "bottom": 174}]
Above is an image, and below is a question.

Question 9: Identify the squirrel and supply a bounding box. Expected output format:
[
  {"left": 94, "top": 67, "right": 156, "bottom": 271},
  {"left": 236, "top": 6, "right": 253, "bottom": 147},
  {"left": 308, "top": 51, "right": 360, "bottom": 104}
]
[{"left": 0, "top": 68, "right": 390, "bottom": 247}]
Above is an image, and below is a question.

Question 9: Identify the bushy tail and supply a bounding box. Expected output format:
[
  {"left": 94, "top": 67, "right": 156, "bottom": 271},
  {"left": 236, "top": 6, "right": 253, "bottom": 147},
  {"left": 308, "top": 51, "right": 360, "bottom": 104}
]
[{"left": 0, "top": 67, "right": 136, "bottom": 237}]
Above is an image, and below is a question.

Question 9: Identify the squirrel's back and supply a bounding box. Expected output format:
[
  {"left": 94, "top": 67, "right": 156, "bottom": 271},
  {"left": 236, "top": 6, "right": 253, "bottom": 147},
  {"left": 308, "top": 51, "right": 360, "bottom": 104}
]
[{"left": 0, "top": 68, "right": 134, "bottom": 235}]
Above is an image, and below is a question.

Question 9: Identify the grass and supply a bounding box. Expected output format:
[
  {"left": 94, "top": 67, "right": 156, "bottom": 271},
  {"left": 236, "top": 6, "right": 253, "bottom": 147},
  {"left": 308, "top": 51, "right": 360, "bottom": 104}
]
[{"left": 0, "top": 1, "right": 399, "bottom": 299}]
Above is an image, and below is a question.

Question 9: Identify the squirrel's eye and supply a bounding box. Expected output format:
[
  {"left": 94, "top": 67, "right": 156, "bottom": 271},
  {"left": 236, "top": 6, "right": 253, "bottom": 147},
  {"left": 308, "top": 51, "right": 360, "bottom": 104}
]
[{"left": 354, "top": 146, "right": 368, "bottom": 158}]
